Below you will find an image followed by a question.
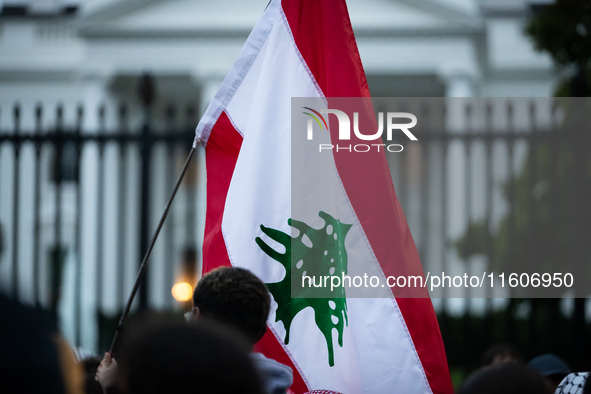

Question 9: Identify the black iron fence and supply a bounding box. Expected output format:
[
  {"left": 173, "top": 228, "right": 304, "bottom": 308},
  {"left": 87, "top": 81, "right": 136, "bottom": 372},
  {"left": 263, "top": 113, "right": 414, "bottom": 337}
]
[
  {"left": 0, "top": 100, "right": 200, "bottom": 352},
  {"left": 0, "top": 97, "right": 589, "bottom": 378},
  {"left": 383, "top": 97, "right": 591, "bottom": 379}
]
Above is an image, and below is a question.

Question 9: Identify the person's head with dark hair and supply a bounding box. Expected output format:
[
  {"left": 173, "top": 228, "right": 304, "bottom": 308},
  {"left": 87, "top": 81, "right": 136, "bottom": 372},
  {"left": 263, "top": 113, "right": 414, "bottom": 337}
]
[
  {"left": 527, "top": 353, "right": 572, "bottom": 391},
  {"left": 192, "top": 266, "right": 271, "bottom": 346},
  {"left": 481, "top": 342, "right": 523, "bottom": 366},
  {"left": 101, "top": 313, "right": 263, "bottom": 394},
  {"left": 458, "top": 362, "right": 552, "bottom": 394},
  {"left": 189, "top": 267, "right": 293, "bottom": 394}
]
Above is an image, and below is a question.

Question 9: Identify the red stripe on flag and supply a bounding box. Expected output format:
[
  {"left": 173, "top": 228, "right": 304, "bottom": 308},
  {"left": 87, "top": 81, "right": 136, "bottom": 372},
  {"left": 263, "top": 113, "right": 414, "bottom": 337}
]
[
  {"left": 203, "top": 110, "right": 309, "bottom": 393},
  {"left": 281, "top": 0, "right": 369, "bottom": 98},
  {"left": 203, "top": 111, "right": 242, "bottom": 270},
  {"left": 281, "top": 1, "right": 453, "bottom": 393}
]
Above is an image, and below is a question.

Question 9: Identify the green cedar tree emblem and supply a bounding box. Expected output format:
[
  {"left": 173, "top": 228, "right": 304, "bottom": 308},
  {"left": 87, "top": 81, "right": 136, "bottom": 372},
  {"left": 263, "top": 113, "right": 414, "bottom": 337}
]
[{"left": 255, "top": 211, "right": 351, "bottom": 367}]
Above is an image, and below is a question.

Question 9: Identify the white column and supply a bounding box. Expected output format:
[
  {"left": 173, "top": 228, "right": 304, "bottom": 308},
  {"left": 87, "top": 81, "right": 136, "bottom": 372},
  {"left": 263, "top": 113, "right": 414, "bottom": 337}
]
[
  {"left": 76, "top": 75, "right": 113, "bottom": 353},
  {"left": 444, "top": 74, "right": 476, "bottom": 98},
  {"left": 440, "top": 71, "right": 479, "bottom": 314}
]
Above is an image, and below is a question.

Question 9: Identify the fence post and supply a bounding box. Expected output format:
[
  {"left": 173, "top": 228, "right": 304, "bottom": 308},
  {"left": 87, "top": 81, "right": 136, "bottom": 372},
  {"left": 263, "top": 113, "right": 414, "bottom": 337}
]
[
  {"left": 11, "top": 104, "right": 21, "bottom": 300},
  {"left": 138, "top": 73, "right": 155, "bottom": 311},
  {"left": 571, "top": 98, "right": 588, "bottom": 369}
]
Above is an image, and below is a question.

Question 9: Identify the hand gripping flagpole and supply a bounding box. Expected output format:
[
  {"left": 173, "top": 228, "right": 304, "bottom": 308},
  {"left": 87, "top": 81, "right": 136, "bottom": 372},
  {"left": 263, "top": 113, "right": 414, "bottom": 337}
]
[{"left": 108, "top": 135, "right": 202, "bottom": 354}]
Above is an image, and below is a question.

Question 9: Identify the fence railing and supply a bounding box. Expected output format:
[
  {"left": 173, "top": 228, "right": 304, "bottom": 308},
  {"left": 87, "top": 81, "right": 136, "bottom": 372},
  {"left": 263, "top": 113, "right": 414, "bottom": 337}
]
[
  {"left": 0, "top": 97, "right": 589, "bottom": 371},
  {"left": 0, "top": 100, "right": 201, "bottom": 352}
]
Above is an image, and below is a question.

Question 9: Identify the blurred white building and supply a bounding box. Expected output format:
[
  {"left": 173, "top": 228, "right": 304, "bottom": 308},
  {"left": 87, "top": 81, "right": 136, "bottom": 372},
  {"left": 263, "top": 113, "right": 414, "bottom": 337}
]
[
  {"left": 0, "top": 0, "right": 559, "bottom": 351},
  {"left": 0, "top": 0, "right": 555, "bottom": 112}
]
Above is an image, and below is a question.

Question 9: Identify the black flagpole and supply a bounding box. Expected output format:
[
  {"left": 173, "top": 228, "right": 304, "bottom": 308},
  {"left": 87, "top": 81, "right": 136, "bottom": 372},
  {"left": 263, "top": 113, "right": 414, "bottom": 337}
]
[{"left": 108, "top": 142, "right": 198, "bottom": 354}]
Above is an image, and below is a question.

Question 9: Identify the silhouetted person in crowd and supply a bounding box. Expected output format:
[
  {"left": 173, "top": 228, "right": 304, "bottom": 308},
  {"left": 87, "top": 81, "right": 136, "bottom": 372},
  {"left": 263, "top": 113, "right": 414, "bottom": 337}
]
[
  {"left": 190, "top": 266, "right": 293, "bottom": 394},
  {"left": 527, "top": 353, "right": 572, "bottom": 392},
  {"left": 481, "top": 342, "right": 524, "bottom": 366},
  {"left": 0, "top": 295, "right": 67, "bottom": 394},
  {"left": 0, "top": 222, "right": 82, "bottom": 394},
  {"left": 458, "top": 362, "right": 552, "bottom": 394},
  {"left": 96, "top": 313, "right": 263, "bottom": 394}
]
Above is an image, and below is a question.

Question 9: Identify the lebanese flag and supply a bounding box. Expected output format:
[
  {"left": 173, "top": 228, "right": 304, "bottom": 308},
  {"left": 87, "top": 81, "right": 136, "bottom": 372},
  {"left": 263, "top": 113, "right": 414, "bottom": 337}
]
[{"left": 194, "top": 0, "right": 453, "bottom": 393}]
